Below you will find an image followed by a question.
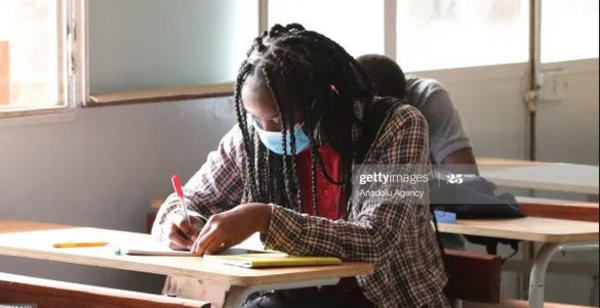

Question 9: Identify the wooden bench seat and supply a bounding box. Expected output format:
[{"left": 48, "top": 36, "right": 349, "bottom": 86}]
[{"left": 0, "top": 272, "right": 210, "bottom": 308}]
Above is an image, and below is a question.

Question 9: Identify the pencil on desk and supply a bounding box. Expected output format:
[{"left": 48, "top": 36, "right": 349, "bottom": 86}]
[{"left": 53, "top": 241, "right": 108, "bottom": 248}]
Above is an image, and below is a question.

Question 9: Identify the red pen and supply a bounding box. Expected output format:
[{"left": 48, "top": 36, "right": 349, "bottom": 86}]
[{"left": 171, "top": 174, "right": 192, "bottom": 227}]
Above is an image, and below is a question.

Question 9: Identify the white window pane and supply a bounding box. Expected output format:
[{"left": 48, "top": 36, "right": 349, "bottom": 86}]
[
  {"left": 397, "top": 0, "right": 529, "bottom": 72},
  {"left": 268, "top": 0, "right": 384, "bottom": 57},
  {"left": 89, "top": 0, "right": 258, "bottom": 93},
  {"left": 541, "top": 0, "right": 599, "bottom": 63},
  {"left": 232, "top": 0, "right": 259, "bottom": 74},
  {"left": 0, "top": 0, "right": 63, "bottom": 108}
]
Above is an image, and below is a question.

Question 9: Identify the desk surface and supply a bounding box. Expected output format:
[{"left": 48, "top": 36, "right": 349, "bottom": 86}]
[
  {"left": 439, "top": 217, "right": 599, "bottom": 243},
  {"left": 477, "top": 157, "right": 599, "bottom": 194},
  {"left": 0, "top": 221, "right": 373, "bottom": 286},
  {"left": 0, "top": 220, "right": 72, "bottom": 233}
]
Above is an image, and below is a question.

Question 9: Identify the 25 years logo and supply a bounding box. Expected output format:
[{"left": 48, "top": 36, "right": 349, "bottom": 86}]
[{"left": 446, "top": 173, "right": 464, "bottom": 184}]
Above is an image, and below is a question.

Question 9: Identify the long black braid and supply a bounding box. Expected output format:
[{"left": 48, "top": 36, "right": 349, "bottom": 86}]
[
  {"left": 233, "top": 61, "right": 259, "bottom": 202},
  {"left": 234, "top": 23, "right": 373, "bottom": 217},
  {"left": 262, "top": 66, "right": 303, "bottom": 211}
]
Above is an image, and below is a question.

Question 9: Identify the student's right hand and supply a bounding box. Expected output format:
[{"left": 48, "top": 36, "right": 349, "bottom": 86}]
[{"left": 165, "top": 214, "right": 205, "bottom": 251}]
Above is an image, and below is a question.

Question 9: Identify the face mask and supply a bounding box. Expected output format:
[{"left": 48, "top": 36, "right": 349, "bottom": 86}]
[{"left": 251, "top": 119, "right": 311, "bottom": 155}]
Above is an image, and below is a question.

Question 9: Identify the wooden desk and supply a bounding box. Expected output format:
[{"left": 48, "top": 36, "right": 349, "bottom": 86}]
[
  {"left": 439, "top": 217, "right": 598, "bottom": 243},
  {"left": 439, "top": 217, "right": 599, "bottom": 308},
  {"left": 477, "top": 157, "right": 599, "bottom": 195},
  {"left": 0, "top": 221, "right": 373, "bottom": 308},
  {"left": 0, "top": 220, "right": 71, "bottom": 233},
  {"left": 515, "top": 196, "right": 599, "bottom": 222}
]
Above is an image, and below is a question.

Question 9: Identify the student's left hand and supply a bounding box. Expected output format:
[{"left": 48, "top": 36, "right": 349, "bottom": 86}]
[{"left": 190, "top": 203, "right": 272, "bottom": 255}]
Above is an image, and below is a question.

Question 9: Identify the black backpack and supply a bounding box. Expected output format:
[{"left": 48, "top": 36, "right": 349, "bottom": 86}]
[
  {"left": 359, "top": 97, "right": 526, "bottom": 257},
  {"left": 429, "top": 176, "right": 524, "bottom": 255}
]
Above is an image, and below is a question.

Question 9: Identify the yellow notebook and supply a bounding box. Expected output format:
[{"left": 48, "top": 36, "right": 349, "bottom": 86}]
[
  {"left": 203, "top": 253, "right": 343, "bottom": 268},
  {"left": 117, "top": 245, "right": 280, "bottom": 257}
]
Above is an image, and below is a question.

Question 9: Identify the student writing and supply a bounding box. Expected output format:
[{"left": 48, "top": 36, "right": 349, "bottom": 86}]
[{"left": 152, "top": 24, "right": 449, "bottom": 308}]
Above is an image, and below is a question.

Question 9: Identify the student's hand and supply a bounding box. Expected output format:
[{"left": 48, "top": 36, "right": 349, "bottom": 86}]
[
  {"left": 165, "top": 214, "right": 205, "bottom": 251},
  {"left": 191, "top": 203, "right": 272, "bottom": 255}
]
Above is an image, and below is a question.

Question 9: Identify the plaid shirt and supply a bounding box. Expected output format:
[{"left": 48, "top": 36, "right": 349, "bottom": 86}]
[{"left": 153, "top": 100, "right": 449, "bottom": 307}]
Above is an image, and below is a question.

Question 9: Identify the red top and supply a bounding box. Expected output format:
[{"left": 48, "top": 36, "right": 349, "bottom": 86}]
[
  {"left": 295, "top": 143, "right": 344, "bottom": 219},
  {"left": 295, "top": 143, "right": 374, "bottom": 307}
]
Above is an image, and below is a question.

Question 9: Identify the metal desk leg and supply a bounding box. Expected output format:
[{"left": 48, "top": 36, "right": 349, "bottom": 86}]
[
  {"left": 529, "top": 242, "right": 559, "bottom": 308},
  {"left": 529, "top": 242, "right": 599, "bottom": 308},
  {"left": 222, "top": 278, "right": 340, "bottom": 308}
]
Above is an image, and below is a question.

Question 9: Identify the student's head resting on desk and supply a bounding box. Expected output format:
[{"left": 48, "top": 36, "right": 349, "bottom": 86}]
[
  {"left": 355, "top": 54, "right": 406, "bottom": 100},
  {"left": 355, "top": 53, "right": 478, "bottom": 168}
]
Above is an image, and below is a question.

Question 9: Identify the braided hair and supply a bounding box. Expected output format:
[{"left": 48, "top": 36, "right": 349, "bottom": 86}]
[{"left": 234, "top": 23, "right": 373, "bottom": 218}]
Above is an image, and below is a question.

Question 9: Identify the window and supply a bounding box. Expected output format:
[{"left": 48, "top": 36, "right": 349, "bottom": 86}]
[
  {"left": 86, "top": 0, "right": 257, "bottom": 105},
  {"left": 540, "top": 0, "right": 599, "bottom": 63},
  {"left": 396, "top": 0, "right": 529, "bottom": 72},
  {"left": 0, "top": 0, "right": 78, "bottom": 117},
  {"left": 268, "top": 0, "right": 384, "bottom": 57}
]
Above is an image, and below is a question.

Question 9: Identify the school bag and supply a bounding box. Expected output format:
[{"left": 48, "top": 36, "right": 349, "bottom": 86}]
[{"left": 358, "top": 96, "right": 526, "bottom": 257}]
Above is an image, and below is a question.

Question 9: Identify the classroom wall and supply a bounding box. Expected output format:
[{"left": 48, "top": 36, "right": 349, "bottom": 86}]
[
  {"left": 533, "top": 59, "right": 599, "bottom": 306},
  {"left": 1, "top": 0, "right": 598, "bottom": 304},
  {"left": 414, "top": 63, "right": 531, "bottom": 160},
  {"left": 537, "top": 59, "right": 600, "bottom": 166},
  {"left": 0, "top": 98, "right": 237, "bottom": 292}
]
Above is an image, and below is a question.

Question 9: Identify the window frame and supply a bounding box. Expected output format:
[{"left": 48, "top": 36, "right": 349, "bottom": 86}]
[
  {"left": 50, "top": 0, "right": 599, "bottom": 109},
  {"left": 82, "top": 0, "right": 257, "bottom": 108},
  {"left": 0, "top": 0, "right": 84, "bottom": 119},
  {"left": 84, "top": 0, "right": 385, "bottom": 108}
]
